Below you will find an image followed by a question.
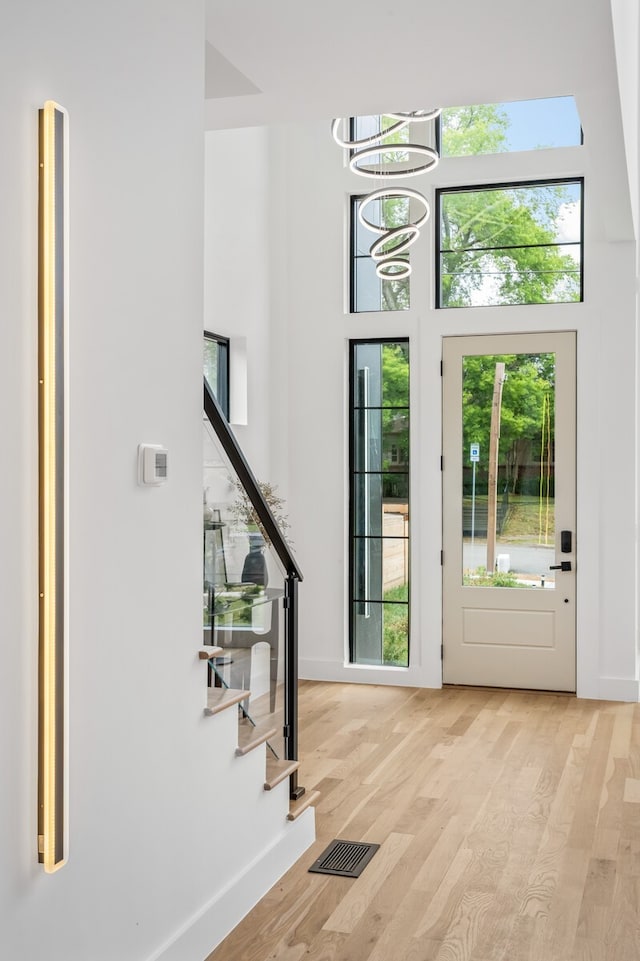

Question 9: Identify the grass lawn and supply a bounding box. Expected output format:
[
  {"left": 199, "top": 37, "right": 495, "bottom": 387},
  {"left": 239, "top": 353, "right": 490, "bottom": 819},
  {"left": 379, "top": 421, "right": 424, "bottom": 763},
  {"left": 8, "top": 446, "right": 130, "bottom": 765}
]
[
  {"left": 463, "top": 493, "right": 555, "bottom": 544},
  {"left": 502, "top": 494, "right": 554, "bottom": 543},
  {"left": 382, "top": 583, "right": 409, "bottom": 666}
]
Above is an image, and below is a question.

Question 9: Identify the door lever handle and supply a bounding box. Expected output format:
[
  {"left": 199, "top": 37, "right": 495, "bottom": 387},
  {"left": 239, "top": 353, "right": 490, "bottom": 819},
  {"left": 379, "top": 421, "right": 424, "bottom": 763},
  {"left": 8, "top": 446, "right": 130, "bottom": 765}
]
[{"left": 550, "top": 561, "right": 572, "bottom": 572}]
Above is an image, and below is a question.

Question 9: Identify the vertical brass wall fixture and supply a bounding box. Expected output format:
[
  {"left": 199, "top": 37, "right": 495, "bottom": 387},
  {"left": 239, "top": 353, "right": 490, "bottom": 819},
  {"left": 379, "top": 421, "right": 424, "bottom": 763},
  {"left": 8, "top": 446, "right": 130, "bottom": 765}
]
[{"left": 38, "top": 101, "right": 68, "bottom": 872}]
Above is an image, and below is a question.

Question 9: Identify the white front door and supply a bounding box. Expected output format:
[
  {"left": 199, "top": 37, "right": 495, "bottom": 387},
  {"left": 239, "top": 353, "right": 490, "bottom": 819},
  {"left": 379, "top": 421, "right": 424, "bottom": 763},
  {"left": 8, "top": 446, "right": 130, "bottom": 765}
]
[{"left": 442, "top": 332, "right": 576, "bottom": 692}]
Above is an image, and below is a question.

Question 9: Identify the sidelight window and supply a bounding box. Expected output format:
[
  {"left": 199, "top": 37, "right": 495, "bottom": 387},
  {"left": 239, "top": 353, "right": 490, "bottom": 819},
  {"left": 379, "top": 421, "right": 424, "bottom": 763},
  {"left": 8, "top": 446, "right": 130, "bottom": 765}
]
[{"left": 349, "top": 340, "right": 410, "bottom": 666}]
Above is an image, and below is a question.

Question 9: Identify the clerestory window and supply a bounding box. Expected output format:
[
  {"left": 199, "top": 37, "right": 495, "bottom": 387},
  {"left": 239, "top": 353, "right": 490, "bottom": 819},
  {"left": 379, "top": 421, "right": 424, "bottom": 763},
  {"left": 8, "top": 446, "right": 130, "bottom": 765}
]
[{"left": 438, "top": 97, "right": 582, "bottom": 157}]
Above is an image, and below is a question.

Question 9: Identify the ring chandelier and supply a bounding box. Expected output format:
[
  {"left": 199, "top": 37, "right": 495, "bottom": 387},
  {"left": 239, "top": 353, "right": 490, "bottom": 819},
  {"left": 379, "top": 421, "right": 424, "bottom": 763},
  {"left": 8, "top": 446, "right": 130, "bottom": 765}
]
[{"left": 332, "top": 110, "right": 441, "bottom": 279}]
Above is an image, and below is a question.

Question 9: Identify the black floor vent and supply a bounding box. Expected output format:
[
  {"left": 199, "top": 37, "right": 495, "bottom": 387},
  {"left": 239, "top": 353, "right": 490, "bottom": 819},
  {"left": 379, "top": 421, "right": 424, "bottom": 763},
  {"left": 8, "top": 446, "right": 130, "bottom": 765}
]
[{"left": 308, "top": 839, "right": 380, "bottom": 878}]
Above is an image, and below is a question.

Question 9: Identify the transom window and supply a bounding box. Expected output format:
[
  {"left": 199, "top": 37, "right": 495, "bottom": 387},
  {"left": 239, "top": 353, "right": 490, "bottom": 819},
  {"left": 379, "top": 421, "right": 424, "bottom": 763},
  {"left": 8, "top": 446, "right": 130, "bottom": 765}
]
[
  {"left": 436, "top": 179, "right": 584, "bottom": 309},
  {"left": 350, "top": 115, "right": 411, "bottom": 161},
  {"left": 439, "top": 97, "right": 582, "bottom": 157}
]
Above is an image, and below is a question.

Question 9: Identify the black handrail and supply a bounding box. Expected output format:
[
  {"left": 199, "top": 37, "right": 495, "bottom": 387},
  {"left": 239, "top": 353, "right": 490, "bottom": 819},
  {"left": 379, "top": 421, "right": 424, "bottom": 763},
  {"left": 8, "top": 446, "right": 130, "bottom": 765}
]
[
  {"left": 204, "top": 379, "right": 303, "bottom": 581},
  {"left": 203, "top": 378, "right": 305, "bottom": 800}
]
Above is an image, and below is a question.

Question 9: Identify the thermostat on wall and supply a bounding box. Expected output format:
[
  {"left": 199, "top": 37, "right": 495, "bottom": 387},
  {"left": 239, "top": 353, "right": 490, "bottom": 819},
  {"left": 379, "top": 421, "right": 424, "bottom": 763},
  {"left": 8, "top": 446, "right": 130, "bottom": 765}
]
[{"left": 138, "top": 444, "right": 168, "bottom": 486}]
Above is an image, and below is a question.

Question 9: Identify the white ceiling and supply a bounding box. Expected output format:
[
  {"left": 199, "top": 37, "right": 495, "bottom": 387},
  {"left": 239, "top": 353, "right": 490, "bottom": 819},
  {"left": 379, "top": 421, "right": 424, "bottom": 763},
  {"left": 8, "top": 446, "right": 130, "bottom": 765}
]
[{"left": 204, "top": 0, "right": 635, "bottom": 240}]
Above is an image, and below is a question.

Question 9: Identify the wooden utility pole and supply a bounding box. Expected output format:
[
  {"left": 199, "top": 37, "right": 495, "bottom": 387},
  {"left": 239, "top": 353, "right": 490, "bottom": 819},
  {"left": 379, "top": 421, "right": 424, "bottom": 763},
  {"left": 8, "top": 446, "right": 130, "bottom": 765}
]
[{"left": 486, "top": 362, "right": 505, "bottom": 574}]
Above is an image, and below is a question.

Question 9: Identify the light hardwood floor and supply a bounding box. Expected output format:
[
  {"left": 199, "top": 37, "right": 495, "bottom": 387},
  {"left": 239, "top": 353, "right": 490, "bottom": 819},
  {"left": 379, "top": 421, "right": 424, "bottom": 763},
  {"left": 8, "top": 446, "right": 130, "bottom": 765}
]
[{"left": 206, "top": 681, "right": 640, "bottom": 961}]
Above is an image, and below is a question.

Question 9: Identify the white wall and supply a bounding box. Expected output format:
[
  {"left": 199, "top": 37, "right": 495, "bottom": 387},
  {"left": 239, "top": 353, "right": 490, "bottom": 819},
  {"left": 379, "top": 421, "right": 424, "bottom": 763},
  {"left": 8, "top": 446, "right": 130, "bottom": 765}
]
[
  {"left": 204, "top": 127, "right": 273, "bottom": 477},
  {"left": 0, "top": 4, "right": 312, "bottom": 960},
  {"left": 611, "top": 0, "right": 639, "bottom": 235},
  {"left": 248, "top": 121, "right": 639, "bottom": 700}
]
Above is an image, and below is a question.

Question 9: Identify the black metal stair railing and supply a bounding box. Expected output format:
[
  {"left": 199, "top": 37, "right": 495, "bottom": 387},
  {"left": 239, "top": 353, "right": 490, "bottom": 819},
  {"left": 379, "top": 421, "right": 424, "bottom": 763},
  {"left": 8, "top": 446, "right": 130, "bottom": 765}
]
[{"left": 203, "top": 379, "right": 305, "bottom": 799}]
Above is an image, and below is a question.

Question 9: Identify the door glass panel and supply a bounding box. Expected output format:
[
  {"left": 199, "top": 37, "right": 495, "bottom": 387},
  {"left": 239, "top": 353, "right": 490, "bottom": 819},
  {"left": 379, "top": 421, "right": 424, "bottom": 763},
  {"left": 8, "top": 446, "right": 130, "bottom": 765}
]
[{"left": 461, "top": 352, "right": 556, "bottom": 588}]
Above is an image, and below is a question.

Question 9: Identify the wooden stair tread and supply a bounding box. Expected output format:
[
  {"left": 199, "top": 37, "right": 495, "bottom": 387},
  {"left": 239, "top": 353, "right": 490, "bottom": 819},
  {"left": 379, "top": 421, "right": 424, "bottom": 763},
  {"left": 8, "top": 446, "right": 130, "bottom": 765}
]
[
  {"left": 287, "top": 790, "right": 320, "bottom": 821},
  {"left": 204, "top": 687, "right": 248, "bottom": 717},
  {"left": 199, "top": 646, "right": 223, "bottom": 659},
  {"left": 264, "top": 757, "right": 299, "bottom": 791},
  {"left": 236, "top": 721, "right": 278, "bottom": 757}
]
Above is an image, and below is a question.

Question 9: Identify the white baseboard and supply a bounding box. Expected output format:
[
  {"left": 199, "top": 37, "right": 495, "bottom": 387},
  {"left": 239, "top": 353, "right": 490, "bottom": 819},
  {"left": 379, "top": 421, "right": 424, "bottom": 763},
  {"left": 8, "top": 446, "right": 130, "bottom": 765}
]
[
  {"left": 301, "top": 659, "right": 640, "bottom": 704},
  {"left": 594, "top": 675, "right": 640, "bottom": 702},
  {"left": 299, "top": 657, "right": 435, "bottom": 688},
  {"left": 147, "top": 808, "right": 315, "bottom": 961}
]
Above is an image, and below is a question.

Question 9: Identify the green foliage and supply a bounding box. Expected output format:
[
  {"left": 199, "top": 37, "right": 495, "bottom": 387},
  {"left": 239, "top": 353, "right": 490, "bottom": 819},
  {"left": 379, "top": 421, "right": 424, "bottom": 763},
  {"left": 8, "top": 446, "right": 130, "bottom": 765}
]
[
  {"left": 382, "top": 584, "right": 409, "bottom": 666},
  {"left": 499, "top": 494, "right": 555, "bottom": 543},
  {"left": 382, "top": 342, "right": 409, "bottom": 407},
  {"left": 365, "top": 128, "right": 412, "bottom": 309},
  {"left": 385, "top": 583, "right": 408, "bottom": 602},
  {"left": 381, "top": 343, "right": 409, "bottom": 471},
  {"left": 463, "top": 567, "right": 525, "bottom": 588},
  {"left": 380, "top": 115, "right": 410, "bottom": 161},
  {"left": 371, "top": 106, "right": 580, "bottom": 310},
  {"left": 381, "top": 278, "right": 409, "bottom": 311},
  {"left": 441, "top": 182, "right": 580, "bottom": 307},
  {"left": 438, "top": 106, "right": 580, "bottom": 308},
  {"left": 378, "top": 196, "right": 410, "bottom": 310},
  {"left": 441, "top": 104, "right": 510, "bottom": 157},
  {"left": 463, "top": 353, "right": 554, "bottom": 493}
]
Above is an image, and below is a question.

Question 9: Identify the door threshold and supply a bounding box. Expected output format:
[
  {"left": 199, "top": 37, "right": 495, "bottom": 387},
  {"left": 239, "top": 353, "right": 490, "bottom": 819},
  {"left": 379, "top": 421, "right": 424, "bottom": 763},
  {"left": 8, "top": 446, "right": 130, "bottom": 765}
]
[{"left": 442, "top": 683, "right": 576, "bottom": 697}]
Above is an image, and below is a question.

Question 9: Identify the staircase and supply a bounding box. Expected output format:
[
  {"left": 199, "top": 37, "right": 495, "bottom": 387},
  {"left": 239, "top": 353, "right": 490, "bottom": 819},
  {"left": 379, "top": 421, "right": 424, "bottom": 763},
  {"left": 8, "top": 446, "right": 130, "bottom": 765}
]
[
  {"left": 200, "top": 646, "right": 319, "bottom": 821},
  {"left": 173, "top": 381, "right": 317, "bottom": 960}
]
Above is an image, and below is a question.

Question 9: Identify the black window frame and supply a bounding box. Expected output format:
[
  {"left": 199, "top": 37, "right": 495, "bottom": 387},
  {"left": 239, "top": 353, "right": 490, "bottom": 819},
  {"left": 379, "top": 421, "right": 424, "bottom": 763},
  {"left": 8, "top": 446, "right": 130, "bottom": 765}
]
[
  {"left": 348, "top": 338, "right": 410, "bottom": 667},
  {"left": 203, "top": 331, "right": 230, "bottom": 419},
  {"left": 435, "top": 177, "right": 585, "bottom": 309},
  {"left": 350, "top": 196, "right": 411, "bottom": 314}
]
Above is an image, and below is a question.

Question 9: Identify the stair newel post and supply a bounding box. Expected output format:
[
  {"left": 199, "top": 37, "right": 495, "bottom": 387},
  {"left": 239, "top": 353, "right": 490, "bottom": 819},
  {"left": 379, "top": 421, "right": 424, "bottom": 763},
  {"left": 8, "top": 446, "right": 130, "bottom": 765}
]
[{"left": 285, "top": 573, "right": 305, "bottom": 800}]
